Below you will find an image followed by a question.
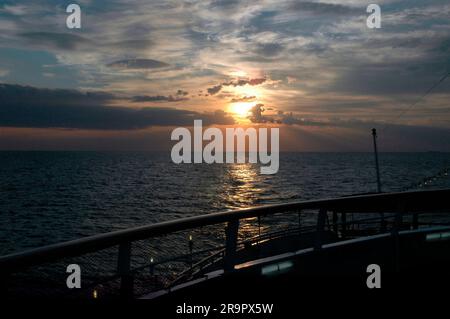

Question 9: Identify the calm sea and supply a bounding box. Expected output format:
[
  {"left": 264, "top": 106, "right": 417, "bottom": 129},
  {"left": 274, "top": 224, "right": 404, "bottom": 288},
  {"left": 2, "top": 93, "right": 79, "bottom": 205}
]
[{"left": 1, "top": 151, "right": 449, "bottom": 255}]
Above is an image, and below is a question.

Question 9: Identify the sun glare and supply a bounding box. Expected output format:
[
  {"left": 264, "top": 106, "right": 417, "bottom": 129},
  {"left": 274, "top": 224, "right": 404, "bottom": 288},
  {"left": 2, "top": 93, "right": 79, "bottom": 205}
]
[
  {"left": 230, "top": 102, "right": 254, "bottom": 118},
  {"left": 228, "top": 86, "right": 264, "bottom": 120}
]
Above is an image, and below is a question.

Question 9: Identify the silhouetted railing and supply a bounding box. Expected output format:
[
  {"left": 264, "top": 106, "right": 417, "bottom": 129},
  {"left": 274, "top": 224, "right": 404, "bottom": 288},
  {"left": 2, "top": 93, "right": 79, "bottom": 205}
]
[{"left": 1, "top": 189, "right": 450, "bottom": 298}]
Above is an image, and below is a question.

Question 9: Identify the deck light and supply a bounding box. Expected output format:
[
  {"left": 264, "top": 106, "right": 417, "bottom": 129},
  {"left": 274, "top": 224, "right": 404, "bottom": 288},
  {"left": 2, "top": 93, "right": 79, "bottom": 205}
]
[
  {"left": 261, "top": 260, "right": 294, "bottom": 276},
  {"left": 426, "top": 232, "right": 450, "bottom": 242}
]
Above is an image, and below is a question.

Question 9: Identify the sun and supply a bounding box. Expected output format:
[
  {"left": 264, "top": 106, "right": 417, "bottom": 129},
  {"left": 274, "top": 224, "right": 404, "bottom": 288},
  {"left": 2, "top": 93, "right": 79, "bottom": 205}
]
[
  {"left": 228, "top": 86, "right": 263, "bottom": 119},
  {"left": 229, "top": 102, "right": 254, "bottom": 118}
]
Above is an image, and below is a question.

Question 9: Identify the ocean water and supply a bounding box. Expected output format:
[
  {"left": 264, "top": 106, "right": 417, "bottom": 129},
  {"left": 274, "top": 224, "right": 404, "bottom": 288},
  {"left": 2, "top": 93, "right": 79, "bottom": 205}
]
[{"left": 1, "top": 151, "right": 449, "bottom": 256}]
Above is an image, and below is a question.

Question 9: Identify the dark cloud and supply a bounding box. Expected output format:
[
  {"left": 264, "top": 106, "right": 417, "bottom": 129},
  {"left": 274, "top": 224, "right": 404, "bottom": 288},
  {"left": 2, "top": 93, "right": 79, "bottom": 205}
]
[
  {"left": 248, "top": 104, "right": 329, "bottom": 126},
  {"left": 277, "top": 111, "right": 329, "bottom": 126},
  {"left": 247, "top": 105, "right": 450, "bottom": 139},
  {"left": 18, "top": 32, "right": 155, "bottom": 53},
  {"left": 329, "top": 62, "right": 450, "bottom": 95},
  {"left": 207, "top": 85, "right": 222, "bottom": 95},
  {"left": 176, "top": 90, "right": 189, "bottom": 96},
  {"left": 0, "top": 83, "right": 234, "bottom": 129},
  {"left": 107, "top": 58, "right": 169, "bottom": 69},
  {"left": 255, "top": 43, "right": 284, "bottom": 57},
  {"left": 249, "top": 78, "right": 267, "bottom": 85},
  {"left": 18, "top": 32, "right": 91, "bottom": 50},
  {"left": 108, "top": 39, "right": 154, "bottom": 50},
  {"left": 248, "top": 104, "right": 272, "bottom": 123},
  {"left": 209, "top": 0, "right": 240, "bottom": 10},
  {"left": 364, "top": 35, "right": 450, "bottom": 53},
  {"left": 0, "top": 83, "right": 114, "bottom": 106},
  {"left": 290, "top": 1, "right": 361, "bottom": 16},
  {"left": 241, "top": 55, "right": 281, "bottom": 63},
  {"left": 19, "top": 31, "right": 155, "bottom": 52},
  {"left": 207, "top": 78, "right": 267, "bottom": 95},
  {"left": 131, "top": 89, "right": 190, "bottom": 103},
  {"left": 223, "top": 78, "right": 267, "bottom": 87},
  {"left": 436, "top": 38, "right": 450, "bottom": 54},
  {"left": 131, "top": 95, "right": 188, "bottom": 102},
  {"left": 230, "top": 95, "right": 256, "bottom": 103}
]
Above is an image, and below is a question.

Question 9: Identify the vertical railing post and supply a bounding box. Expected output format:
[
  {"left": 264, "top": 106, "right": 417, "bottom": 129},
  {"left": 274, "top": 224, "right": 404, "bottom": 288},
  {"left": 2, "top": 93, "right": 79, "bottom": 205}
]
[
  {"left": 380, "top": 213, "right": 386, "bottom": 232},
  {"left": 393, "top": 212, "right": 403, "bottom": 232},
  {"left": 315, "top": 209, "right": 327, "bottom": 250},
  {"left": 392, "top": 204, "right": 405, "bottom": 273},
  {"left": 224, "top": 219, "right": 239, "bottom": 272},
  {"left": 298, "top": 211, "right": 302, "bottom": 236},
  {"left": 0, "top": 274, "right": 9, "bottom": 299},
  {"left": 412, "top": 213, "right": 419, "bottom": 230},
  {"left": 118, "top": 242, "right": 133, "bottom": 298},
  {"left": 258, "top": 215, "right": 261, "bottom": 245},
  {"left": 332, "top": 211, "right": 338, "bottom": 233},
  {"left": 341, "top": 212, "right": 347, "bottom": 238}
]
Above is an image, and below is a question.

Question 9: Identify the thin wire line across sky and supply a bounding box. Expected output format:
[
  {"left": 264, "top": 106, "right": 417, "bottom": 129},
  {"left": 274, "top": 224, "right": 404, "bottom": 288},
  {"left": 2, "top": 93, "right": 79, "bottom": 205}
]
[{"left": 380, "top": 69, "right": 450, "bottom": 132}]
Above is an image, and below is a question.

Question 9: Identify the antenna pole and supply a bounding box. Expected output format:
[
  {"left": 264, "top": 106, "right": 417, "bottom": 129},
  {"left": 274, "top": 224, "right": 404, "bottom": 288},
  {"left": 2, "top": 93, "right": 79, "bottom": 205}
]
[{"left": 372, "top": 128, "right": 382, "bottom": 193}]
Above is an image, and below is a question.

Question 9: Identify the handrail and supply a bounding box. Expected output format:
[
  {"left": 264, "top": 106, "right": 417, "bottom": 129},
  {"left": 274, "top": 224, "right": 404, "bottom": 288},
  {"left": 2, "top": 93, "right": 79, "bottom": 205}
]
[{"left": 1, "top": 188, "right": 449, "bottom": 272}]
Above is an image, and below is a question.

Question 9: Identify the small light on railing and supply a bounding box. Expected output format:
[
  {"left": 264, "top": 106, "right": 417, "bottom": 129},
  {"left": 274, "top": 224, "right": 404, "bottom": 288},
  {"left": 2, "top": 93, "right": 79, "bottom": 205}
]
[
  {"left": 189, "top": 235, "right": 194, "bottom": 250},
  {"left": 93, "top": 289, "right": 98, "bottom": 299},
  {"left": 150, "top": 257, "right": 155, "bottom": 276},
  {"left": 188, "top": 234, "right": 194, "bottom": 268}
]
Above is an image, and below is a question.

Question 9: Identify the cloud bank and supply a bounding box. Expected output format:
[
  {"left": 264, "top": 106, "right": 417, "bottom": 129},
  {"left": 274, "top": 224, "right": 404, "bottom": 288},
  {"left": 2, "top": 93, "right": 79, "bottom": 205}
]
[{"left": 0, "top": 84, "right": 234, "bottom": 129}]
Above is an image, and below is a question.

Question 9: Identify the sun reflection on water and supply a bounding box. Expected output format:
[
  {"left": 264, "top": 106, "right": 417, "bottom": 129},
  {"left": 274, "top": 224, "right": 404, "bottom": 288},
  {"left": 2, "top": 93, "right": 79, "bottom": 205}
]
[
  {"left": 222, "top": 163, "right": 262, "bottom": 208},
  {"left": 220, "top": 163, "right": 269, "bottom": 239}
]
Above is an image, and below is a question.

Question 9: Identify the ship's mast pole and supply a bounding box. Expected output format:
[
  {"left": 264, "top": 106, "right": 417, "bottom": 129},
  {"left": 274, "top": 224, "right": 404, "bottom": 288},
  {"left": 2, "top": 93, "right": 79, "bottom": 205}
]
[
  {"left": 372, "top": 128, "right": 385, "bottom": 231},
  {"left": 372, "top": 128, "right": 382, "bottom": 193}
]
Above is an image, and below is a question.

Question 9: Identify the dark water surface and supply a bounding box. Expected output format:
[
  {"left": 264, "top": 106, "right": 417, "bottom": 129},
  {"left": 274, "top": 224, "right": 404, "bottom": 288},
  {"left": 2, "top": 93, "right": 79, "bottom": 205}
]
[{"left": 1, "top": 151, "right": 449, "bottom": 255}]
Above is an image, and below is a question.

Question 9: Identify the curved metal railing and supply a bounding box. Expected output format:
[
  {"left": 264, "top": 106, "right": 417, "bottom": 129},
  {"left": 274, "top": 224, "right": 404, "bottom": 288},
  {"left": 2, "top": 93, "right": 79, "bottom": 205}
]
[{"left": 1, "top": 188, "right": 450, "bottom": 298}]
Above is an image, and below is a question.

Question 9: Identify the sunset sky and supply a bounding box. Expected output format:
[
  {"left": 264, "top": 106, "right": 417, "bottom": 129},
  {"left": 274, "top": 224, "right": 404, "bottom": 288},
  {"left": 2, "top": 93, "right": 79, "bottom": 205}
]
[{"left": 0, "top": 0, "right": 449, "bottom": 151}]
